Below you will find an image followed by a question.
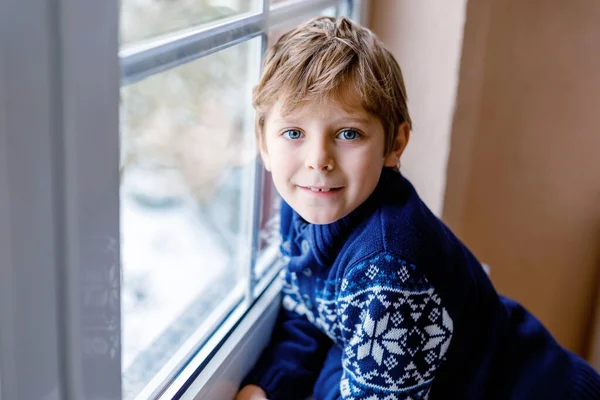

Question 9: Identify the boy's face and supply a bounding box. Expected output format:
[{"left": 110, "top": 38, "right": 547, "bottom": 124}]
[{"left": 259, "top": 89, "right": 403, "bottom": 225}]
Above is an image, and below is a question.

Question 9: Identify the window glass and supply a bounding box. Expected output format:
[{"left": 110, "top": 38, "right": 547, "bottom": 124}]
[
  {"left": 119, "top": 38, "right": 260, "bottom": 399},
  {"left": 120, "top": 0, "right": 262, "bottom": 46},
  {"left": 257, "top": 172, "right": 280, "bottom": 255},
  {"left": 268, "top": 5, "right": 337, "bottom": 40},
  {"left": 252, "top": 171, "right": 281, "bottom": 282}
]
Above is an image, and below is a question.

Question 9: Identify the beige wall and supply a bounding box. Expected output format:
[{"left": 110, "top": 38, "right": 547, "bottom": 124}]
[
  {"left": 444, "top": 0, "right": 600, "bottom": 356},
  {"left": 371, "top": 0, "right": 600, "bottom": 358},
  {"left": 369, "top": 0, "right": 467, "bottom": 217}
]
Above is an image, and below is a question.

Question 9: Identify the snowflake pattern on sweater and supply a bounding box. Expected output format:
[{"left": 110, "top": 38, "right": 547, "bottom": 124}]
[{"left": 282, "top": 253, "right": 453, "bottom": 399}]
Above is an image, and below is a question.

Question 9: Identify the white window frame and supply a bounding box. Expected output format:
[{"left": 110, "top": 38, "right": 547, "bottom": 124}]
[
  {"left": 0, "top": 1, "right": 363, "bottom": 399},
  {"left": 0, "top": 0, "right": 121, "bottom": 399}
]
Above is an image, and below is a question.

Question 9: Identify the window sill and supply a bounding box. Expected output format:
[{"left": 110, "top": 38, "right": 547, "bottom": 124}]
[{"left": 178, "top": 277, "right": 282, "bottom": 400}]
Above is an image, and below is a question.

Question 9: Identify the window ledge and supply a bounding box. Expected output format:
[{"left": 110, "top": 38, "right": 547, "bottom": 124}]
[{"left": 179, "top": 278, "right": 282, "bottom": 400}]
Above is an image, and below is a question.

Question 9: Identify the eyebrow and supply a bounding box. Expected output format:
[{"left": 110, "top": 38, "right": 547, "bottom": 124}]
[
  {"left": 330, "top": 115, "right": 371, "bottom": 125},
  {"left": 271, "top": 114, "right": 372, "bottom": 126}
]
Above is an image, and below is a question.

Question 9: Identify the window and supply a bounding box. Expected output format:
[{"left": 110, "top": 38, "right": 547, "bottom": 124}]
[
  {"left": 120, "top": 0, "right": 262, "bottom": 46},
  {"left": 0, "top": 1, "right": 362, "bottom": 399},
  {"left": 120, "top": 39, "right": 260, "bottom": 399}
]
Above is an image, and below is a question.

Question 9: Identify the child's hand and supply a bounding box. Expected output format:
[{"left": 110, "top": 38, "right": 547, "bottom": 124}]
[{"left": 235, "top": 385, "right": 268, "bottom": 400}]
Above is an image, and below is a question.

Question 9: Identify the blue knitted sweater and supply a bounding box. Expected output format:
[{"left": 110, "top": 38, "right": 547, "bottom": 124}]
[{"left": 243, "top": 168, "right": 600, "bottom": 399}]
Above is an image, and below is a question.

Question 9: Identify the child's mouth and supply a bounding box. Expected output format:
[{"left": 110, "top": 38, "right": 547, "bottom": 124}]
[{"left": 299, "top": 186, "right": 343, "bottom": 193}]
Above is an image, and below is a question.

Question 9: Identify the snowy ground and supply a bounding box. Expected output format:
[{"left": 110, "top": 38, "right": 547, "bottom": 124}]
[
  {"left": 120, "top": 193, "right": 230, "bottom": 370},
  {"left": 119, "top": 166, "right": 245, "bottom": 398}
]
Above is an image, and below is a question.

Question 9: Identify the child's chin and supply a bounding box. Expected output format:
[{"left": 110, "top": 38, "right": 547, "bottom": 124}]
[{"left": 299, "top": 211, "right": 341, "bottom": 225}]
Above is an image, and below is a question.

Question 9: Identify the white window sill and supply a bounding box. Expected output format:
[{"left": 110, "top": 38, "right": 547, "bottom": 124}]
[{"left": 179, "top": 278, "right": 282, "bottom": 400}]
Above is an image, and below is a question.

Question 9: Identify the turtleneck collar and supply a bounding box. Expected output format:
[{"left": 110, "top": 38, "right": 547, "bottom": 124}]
[{"left": 290, "top": 168, "right": 403, "bottom": 269}]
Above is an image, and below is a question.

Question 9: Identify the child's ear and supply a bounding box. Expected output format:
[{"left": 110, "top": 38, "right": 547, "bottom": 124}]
[
  {"left": 384, "top": 122, "right": 410, "bottom": 168},
  {"left": 258, "top": 133, "right": 272, "bottom": 171}
]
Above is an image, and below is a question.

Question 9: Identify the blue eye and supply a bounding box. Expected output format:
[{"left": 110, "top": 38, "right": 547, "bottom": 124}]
[
  {"left": 337, "top": 129, "right": 360, "bottom": 140},
  {"left": 283, "top": 129, "right": 303, "bottom": 140}
]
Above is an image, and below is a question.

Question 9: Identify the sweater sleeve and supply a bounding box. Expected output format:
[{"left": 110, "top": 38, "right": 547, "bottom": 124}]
[
  {"left": 241, "top": 271, "right": 333, "bottom": 400},
  {"left": 336, "top": 252, "right": 454, "bottom": 399}
]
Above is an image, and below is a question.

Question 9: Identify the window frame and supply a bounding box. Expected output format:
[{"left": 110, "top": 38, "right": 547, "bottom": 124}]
[
  {"left": 0, "top": 1, "right": 364, "bottom": 399},
  {"left": 0, "top": 0, "right": 121, "bottom": 399}
]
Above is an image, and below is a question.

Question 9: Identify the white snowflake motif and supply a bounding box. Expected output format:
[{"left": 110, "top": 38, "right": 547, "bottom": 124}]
[
  {"left": 398, "top": 265, "right": 410, "bottom": 282},
  {"left": 428, "top": 308, "right": 440, "bottom": 322},
  {"left": 366, "top": 264, "right": 379, "bottom": 280},
  {"left": 351, "top": 313, "right": 407, "bottom": 368},
  {"left": 341, "top": 278, "right": 349, "bottom": 291},
  {"left": 391, "top": 311, "right": 404, "bottom": 326}
]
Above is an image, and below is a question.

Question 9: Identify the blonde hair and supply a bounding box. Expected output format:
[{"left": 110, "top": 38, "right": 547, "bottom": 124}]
[{"left": 253, "top": 16, "right": 412, "bottom": 156}]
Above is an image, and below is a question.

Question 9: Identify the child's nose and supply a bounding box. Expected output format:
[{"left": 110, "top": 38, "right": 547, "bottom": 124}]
[{"left": 304, "top": 140, "right": 335, "bottom": 172}]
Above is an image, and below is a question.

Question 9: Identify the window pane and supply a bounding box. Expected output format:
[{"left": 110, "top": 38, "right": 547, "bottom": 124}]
[
  {"left": 270, "top": 0, "right": 335, "bottom": 5},
  {"left": 253, "top": 171, "right": 281, "bottom": 281},
  {"left": 267, "top": 5, "right": 337, "bottom": 41},
  {"left": 257, "top": 171, "right": 280, "bottom": 255},
  {"left": 120, "top": 0, "right": 262, "bottom": 46},
  {"left": 119, "top": 38, "right": 260, "bottom": 399}
]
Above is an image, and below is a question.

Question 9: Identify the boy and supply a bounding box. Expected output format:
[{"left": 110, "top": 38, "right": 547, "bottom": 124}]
[{"left": 236, "top": 16, "right": 600, "bottom": 400}]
